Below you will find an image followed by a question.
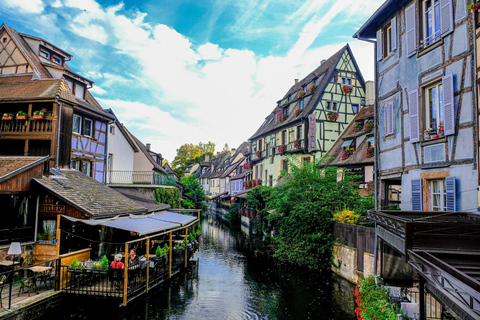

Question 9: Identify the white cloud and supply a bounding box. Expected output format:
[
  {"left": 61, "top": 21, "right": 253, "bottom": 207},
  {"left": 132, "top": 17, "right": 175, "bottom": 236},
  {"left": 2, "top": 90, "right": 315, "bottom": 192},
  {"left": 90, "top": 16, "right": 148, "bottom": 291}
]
[
  {"left": 89, "top": 85, "right": 107, "bottom": 95},
  {"left": 197, "top": 43, "right": 223, "bottom": 61},
  {"left": 3, "top": 0, "right": 45, "bottom": 13}
]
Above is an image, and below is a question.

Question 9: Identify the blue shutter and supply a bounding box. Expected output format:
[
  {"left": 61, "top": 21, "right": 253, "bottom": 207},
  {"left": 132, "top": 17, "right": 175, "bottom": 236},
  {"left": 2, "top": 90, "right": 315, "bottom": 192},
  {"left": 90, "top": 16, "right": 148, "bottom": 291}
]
[
  {"left": 443, "top": 74, "right": 455, "bottom": 136},
  {"left": 408, "top": 89, "right": 420, "bottom": 142},
  {"left": 440, "top": 0, "right": 453, "bottom": 37},
  {"left": 412, "top": 179, "right": 423, "bottom": 211},
  {"left": 391, "top": 16, "right": 397, "bottom": 51},
  {"left": 445, "top": 177, "right": 456, "bottom": 211},
  {"left": 376, "top": 29, "right": 383, "bottom": 61},
  {"left": 405, "top": 3, "right": 416, "bottom": 57}
]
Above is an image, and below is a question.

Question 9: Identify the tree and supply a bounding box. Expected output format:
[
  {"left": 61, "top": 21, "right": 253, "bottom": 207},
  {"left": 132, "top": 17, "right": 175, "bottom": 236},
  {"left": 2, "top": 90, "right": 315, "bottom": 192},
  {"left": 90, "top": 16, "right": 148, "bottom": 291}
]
[
  {"left": 198, "top": 141, "right": 216, "bottom": 155},
  {"left": 267, "top": 159, "right": 361, "bottom": 270},
  {"left": 172, "top": 143, "right": 201, "bottom": 177},
  {"left": 180, "top": 175, "right": 207, "bottom": 211}
]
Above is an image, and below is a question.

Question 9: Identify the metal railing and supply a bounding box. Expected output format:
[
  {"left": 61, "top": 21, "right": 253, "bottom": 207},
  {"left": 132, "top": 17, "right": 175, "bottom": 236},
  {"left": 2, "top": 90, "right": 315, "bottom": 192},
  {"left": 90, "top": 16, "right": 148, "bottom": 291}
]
[{"left": 106, "top": 171, "right": 176, "bottom": 186}]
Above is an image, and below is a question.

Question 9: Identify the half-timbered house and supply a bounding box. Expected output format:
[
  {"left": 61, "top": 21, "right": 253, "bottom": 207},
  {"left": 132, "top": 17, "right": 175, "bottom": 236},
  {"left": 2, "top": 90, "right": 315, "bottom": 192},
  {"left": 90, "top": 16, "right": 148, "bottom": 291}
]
[{"left": 249, "top": 44, "right": 366, "bottom": 185}]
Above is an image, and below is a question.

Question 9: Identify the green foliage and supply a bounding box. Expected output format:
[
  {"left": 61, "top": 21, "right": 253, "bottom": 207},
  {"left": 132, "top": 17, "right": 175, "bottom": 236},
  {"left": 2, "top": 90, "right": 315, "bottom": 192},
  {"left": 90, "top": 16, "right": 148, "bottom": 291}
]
[
  {"left": 69, "top": 259, "right": 84, "bottom": 269},
  {"left": 197, "top": 225, "right": 202, "bottom": 233},
  {"left": 154, "top": 187, "right": 181, "bottom": 208},
  {"left": 246, "top": 185, "right": 274, "bottom": 233},
  {"left": 182, "top": 199, "right": 195, "bottom": 209},
  {"left": 355, "top": 194, "right": 375, "bottom": 217},
  {"left": 180, "top": 175, "right": 207, "bottom": 210},
  {"left": 192, "top": 231, "right": 197, "bottom": 238},
  {"left": 267, "top": 160, "right": 362, "bottom": 270},
  {"left": 355, "top": 275, "right": 404, "bottom": 320},
  {"left": 163, "top": 244, "right": 169, "bottom": 253},
  {"left": 172, "top": 141, "right": 216, "bottom": 177},
  {"left": 225, "top": 203, "right": 241, "bottom": 225},
  {"left": 182, "top": 238, "right": 188, "bottom": 247},
  {"left": 100, "top": 255, "right": 109, "bottom": 270},
  {"left": 155, "top": 245, "right": 163, "bottom": 258}
]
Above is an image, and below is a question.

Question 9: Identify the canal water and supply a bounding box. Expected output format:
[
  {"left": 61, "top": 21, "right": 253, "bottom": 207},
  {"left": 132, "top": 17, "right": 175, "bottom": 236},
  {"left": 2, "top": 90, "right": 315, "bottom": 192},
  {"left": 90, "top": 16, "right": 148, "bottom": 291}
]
[{"left": 43, "top": 213, "right": 356, "bottom": 319}]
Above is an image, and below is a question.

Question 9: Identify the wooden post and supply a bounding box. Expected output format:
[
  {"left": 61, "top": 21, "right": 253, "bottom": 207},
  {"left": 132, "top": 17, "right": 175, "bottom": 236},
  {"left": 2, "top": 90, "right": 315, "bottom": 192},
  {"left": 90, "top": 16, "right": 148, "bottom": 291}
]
[
  {"left": 145, "top": 238, "right": 149, "bottom": 293},
  {"left": 169, "top": 232, "right": 172, "bottom": 278},
  {"left": 123, "top": 243, "right": 129, "bottom": 307},
  {"left": 419, "top": 277, "right": 426, "bottom": 320},
  {"left": 56, "top": 214, "right": 61, "bottom": 258},
  {"left": 185, "top": 228, "right": 188, "bottom": 268},
  {"left": 197, "top": 209, "right": 200, "bottom": 220}
]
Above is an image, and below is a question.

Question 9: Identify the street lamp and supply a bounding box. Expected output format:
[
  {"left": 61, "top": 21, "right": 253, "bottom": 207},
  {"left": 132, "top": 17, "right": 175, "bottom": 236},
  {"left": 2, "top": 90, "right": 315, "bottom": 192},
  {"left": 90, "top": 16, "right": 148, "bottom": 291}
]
[{"left": 7, "top": 242, "right": 22, "bottom": 309}]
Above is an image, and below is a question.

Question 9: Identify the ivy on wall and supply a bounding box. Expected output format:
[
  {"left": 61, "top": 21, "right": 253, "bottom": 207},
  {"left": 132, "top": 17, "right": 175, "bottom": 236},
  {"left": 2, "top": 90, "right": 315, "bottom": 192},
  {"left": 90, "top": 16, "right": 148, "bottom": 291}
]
[{"left": 154, "top": 187, "right": 181, "bottom": 209}]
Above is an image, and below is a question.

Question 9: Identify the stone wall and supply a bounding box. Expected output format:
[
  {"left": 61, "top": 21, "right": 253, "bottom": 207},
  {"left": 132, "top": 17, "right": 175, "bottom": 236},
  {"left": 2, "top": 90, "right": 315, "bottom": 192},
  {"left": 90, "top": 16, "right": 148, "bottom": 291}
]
[{"left": 332, "top": 243, "right": 375, "bottom": 284}]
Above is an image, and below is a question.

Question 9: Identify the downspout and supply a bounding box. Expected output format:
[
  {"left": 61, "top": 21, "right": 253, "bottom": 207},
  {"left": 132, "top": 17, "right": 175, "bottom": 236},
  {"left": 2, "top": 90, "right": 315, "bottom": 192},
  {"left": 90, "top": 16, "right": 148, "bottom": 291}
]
[
  {"left": 355, "top": 35, "right": 379, "bottom": 276},
  {"left": 55, "top": 99, "right": 63, "bottom": 168},
  {"left": 472, "top": 16, "right": 480, "bottom": 210}
]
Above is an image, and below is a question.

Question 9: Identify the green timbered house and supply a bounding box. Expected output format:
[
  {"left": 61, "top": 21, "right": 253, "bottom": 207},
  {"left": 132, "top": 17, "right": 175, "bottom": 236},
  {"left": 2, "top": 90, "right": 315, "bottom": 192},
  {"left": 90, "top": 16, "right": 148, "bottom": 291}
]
[{"left": 248, "top": 44, "right": 366, "bottom": 186}]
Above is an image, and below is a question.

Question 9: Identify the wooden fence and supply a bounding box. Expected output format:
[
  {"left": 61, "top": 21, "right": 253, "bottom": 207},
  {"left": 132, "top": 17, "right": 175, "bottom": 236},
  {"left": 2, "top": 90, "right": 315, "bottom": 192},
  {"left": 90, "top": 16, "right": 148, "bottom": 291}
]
[{"left": 333, "top": 222, "right": 375, "bottom": 272}]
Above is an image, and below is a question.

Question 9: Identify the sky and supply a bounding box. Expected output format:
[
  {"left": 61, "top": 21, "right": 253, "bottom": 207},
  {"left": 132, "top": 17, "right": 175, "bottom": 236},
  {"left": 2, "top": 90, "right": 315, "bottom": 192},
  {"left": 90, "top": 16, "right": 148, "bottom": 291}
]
[{"left": 0, "top": 0, "right": 383, "bottom": 161}]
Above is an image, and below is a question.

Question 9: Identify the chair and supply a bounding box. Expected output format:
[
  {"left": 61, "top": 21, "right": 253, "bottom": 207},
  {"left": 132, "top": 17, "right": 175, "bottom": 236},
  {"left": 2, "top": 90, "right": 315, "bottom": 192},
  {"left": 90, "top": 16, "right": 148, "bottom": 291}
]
[
  {"left": 18, "top": 269, "right": 35, "bottom": 297},
  {"left": 37, "top": 261, "right": 54, "bottom": 290},
  {"left": 109, "top": 268, "right": 123, "bottom": 290}
]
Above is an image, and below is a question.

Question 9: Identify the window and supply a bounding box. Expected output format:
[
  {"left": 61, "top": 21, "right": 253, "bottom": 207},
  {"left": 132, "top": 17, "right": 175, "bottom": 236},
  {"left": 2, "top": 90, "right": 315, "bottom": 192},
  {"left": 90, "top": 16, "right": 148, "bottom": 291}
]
[
  {"left": 75, "top": 83, "right": 85, "bottom": 99},
  {"left": 281, "top": 160, "right": 289, "bottom": 173},
  {"left": 347, "top": 78, "right": 352, "bottom": 85},
  {"left": 330, "top": 76, "right": 335, "bottom": 83},
  {"left": 40, "top": 50, "right": 50, "bottom": 59},
  {"left": 269, "top": 175, "right": 273, "bottom": 187},
  {"left": 109, "top": 125, "right": 115, "bottom": 135},
  {"left": 424, "top": 82, "right": 443, "bottom": 131},
  {"left": 84, "top": 118, "right": 93, "bottom": 137},
  {"left": 266, "top": 144, "right": 270, "bottom": 158},
  {"left": 384, "top": 23, "right": 392, "bottom": 56},
  {"left": 326, "top": 101, "right": 331, "bottom": 110},
  {"left": 384, "top": 102, "right": 394, "bottom": 136},
  {"left": 72, "top": 115, "right": 82, "bottom": 134},
  {"left": 422, "top": 0, "right": 441, "bottom": 46},
  {"left": 377, "top": 17, "right": 397, "bottom": 60},
  {"left": 341, "top": 78, "right": 346, "bottom": 84},
  {"left": 352, "top": 104, "right": 359, "bottom": 114},
  {"left": 52, "top": 56, "right": 62, "bottom": 64},
  {"left": 300, "top": 100, "right": 304, "bottom": 109},
  {"left": 431, "top": 179, "right": 445, "bottom": 211},
  {"left": 82, "top": 161, "right": 92, "bottom": 177},
  {"left": 71, "top": 159, "right": 80, "bottom": 170},
  {"left": 315, "top": 78, "right": 319, "bottom": 86},
  {"left": 281, "top": 130, "right": 287, "bottom": 145},
  {"left": 258, "top": 139, "right": 262, "bottom": 151},
  {"left": 3, "top": 37, "right": 7, "bottom": 43},
  {"left": 332, "top": 102, "right": 337, "bottom": 111},
  {"left": 66, "top": 78, "right": 74, "bottom": 92},
  {"left": 297, "top": 125, "right": 303, "bottom": 140},
  {"left": 283, "top": 107, "right": 288, "bottom": 116}
]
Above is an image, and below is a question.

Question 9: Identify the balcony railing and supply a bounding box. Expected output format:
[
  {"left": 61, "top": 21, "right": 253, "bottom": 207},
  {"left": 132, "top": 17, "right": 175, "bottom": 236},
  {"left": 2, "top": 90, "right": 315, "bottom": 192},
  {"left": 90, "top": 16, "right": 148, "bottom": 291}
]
[
  {"left": 0, "top": 117, "right": 54, "bottom": 133},
  {"left": 107, "top": 171, "right": 176, "bottom": 186},
  {"left": 285, "top": 139, "right": 305, "bottom": 153}
]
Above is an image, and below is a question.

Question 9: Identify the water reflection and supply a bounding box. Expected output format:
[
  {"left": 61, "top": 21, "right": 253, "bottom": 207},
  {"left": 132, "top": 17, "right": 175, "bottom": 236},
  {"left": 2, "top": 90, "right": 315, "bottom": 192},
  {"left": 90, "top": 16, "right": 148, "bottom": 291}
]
[{"left": 41, "top": 213, "right": 355, "bottom": 320}]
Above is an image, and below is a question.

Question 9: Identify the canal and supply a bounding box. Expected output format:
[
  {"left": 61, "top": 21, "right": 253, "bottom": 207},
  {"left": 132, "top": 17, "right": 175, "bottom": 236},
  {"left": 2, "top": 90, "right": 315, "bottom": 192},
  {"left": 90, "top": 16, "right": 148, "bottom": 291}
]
[{"left": 42, "top": 213, "right": 356, "bottom": 319}]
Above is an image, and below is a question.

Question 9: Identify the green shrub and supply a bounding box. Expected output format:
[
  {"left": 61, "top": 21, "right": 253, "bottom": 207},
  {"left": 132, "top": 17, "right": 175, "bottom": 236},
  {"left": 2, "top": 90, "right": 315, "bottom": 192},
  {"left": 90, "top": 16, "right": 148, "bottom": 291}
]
[
  {"left": 100, "top": 255, "right": 109, "bottom": 270},
  {"left": 154, "top": 187, "right": 181, "bottom": 208},
  {"left": 155, "top": 245, "right": 163, "bottom": 258}
]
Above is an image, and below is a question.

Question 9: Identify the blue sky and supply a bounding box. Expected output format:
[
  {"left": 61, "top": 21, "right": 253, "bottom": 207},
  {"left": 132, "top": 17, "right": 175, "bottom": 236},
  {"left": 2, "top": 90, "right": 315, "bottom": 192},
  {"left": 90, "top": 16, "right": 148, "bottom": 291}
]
[{"left": 1, "top": 0, "right": 382, "bottom": 161}]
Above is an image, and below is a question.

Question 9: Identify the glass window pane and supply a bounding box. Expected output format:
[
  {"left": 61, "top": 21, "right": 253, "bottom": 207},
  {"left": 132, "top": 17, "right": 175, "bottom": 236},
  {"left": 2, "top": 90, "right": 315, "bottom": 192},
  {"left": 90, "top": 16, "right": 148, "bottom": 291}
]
[{"left": 73, "top": 115, "right": 81, "bottom": 134}]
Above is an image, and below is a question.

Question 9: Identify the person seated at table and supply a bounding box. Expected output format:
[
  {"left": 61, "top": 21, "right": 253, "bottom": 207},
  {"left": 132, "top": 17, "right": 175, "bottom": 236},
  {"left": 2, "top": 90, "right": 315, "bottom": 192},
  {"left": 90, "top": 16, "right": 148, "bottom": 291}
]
[
  {"left": 128, "top": 249, "right": 139, "bottom": 268},
  {"left": 110, "top": 254, "right": 124, "bottom": 269}
]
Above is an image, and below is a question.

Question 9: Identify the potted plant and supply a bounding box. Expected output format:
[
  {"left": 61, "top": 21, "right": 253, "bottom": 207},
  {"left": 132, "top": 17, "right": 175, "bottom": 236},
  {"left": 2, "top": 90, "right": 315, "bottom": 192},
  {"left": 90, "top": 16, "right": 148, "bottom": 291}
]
[
  {"left": 293, "top": 140, "right": 301, "bottom": 149},
  {"left": 92, "top": 255, "right": 109, "bottom": 274},
  {"left": 68, "top": 258, "right": 85, "bottom": 274},
  {"left": 277, "top": 145, "right": 286, "bottom": 154},
  {"left": 327, "top": 111, "right": 339, "bottom": 122},
  {"left": 308, "top": 83, "right": 316, "bottom": 93},
  {"left": 298, "top": 91, "right": 305, "bottom": 98},
  {"left": 37, "top": 231, "right": 55, "bottom": 244},
  {"left": 341, "top": 147, "right": 354, "bottom": 160},
  {"left": 33, "top": 110, "right": 44, "bottom": 119},
  {"left": 423, "top": 129, "right": 431, "bottom": 140},
  {"left": 351, "top": 123, "right": 363, "bottom": 134},
  {"left": 16, "top": 111, "right": 27, "bottom": 120},
  {"left": 196, "top": 225, "right": 202, "bottom": 235},
  {"left": 282, "top": 114, "right": 288, "bottom": 121},
  {"left": 342, "top": 85, "right": 353, "bottom": 94},
  {"left": 363, "top": 121, "right": 374, "bottom": 132},
  {"left": 294, "top": 108, "right": 302, "bottom": 117},
  {"left": 2, "top": 113, "right": 14, "bottom": 120},
  {"left": 366, "top": 146, "right": 374, "bottom": 158},
  {"left": 438, "top": 126, "right": 444, "bottom": 137},
  {"left": 255, "top": 150, "right": 261, "bottom": 158}
]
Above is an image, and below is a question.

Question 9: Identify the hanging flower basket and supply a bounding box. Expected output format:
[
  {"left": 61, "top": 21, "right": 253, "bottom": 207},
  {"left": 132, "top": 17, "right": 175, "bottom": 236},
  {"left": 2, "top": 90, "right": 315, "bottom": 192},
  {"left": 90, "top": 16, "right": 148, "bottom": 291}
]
[
  {"left": 277, "top": 145, "right": 286, "bottom": 154},
  {"left": 366, "top": 146, "right": 374, "bottom": 158},
  {"left": 327, "top": 111, "right": 339, "bottom": 122},
  {"left": 342, "top": 85, "right": 353, "bottom": 94}
]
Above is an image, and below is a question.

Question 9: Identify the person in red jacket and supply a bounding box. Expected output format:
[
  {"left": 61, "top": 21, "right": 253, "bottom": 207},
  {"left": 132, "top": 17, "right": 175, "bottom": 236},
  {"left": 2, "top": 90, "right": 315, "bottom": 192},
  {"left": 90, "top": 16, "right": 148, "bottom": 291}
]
[{"left": 110, "top": 254, "right": 124, "bottom": 269}]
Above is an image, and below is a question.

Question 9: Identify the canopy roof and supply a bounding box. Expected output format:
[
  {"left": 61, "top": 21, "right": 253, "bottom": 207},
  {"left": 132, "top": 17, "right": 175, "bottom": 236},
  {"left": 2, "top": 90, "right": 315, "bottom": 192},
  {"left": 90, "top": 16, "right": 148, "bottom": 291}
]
[{"left": 63, "top": 211, "right": 197, "bottom": 235}]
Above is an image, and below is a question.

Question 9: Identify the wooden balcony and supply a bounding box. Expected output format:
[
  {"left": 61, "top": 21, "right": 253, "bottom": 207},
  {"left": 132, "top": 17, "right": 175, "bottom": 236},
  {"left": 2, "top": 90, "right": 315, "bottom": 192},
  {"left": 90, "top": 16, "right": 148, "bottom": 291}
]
[{"left": 0, "top": 116, "right": 54, "bottom": 138}]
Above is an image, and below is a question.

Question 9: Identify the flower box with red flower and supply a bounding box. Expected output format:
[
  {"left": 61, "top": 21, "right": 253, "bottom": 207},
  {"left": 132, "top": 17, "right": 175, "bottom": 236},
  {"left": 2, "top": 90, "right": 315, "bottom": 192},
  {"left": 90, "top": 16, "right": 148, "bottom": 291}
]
[
  {"left": 366, "top": 146, "right": 374, "bottom": 158},
  {"left": 293, "top": 140, "right": 301, "bottom": 149},
  {"left": 363, "top": 121, "right": 374, "bottom": 132},
  {"left": 438, "top": 126, "right": 444, "bottom": 137},
  {"left": 294, "top": 108, "right": 301, "bottom": 117},
  {"left": 255, "top": 150, "right": 261, "bottom": 158},
  {"left": 308, "top": 83, "right": 316, "bottom": 93},
  {"left": 341, "top": 147, "right": 354, "bottom": 160},
  {"left": 277, "top": 145, "right": 286, "bottom": 154},
  {"left": 297, "top": 91, "right": 305, "bottom": 98},
  {"left": 327, "top": 111, "right": 339, "bottom": 122},
  {"left": 342, "top": 85, "right": 353, "bottom": 94}
]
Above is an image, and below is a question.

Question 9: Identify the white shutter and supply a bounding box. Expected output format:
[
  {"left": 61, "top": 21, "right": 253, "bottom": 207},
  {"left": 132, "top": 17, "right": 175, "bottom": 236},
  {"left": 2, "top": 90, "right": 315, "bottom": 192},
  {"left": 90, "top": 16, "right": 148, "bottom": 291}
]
[
  {"left": 383, "top": 103, "right": 388, "bottom": 136},
  {"left": 405, "top": 3, "right": 416, "bottom": 57},
  {"left": 443, "top": 74, "right": 455, "bottom": 136},
  {"left": 391, "top": 16, "right": 397, "bottom": 51},
  {"left": 445, "top": 177, "right": 456, "bottom": 211},
  {"left": 412, "top": 179, "right": 423, "bottom": 211},
  {"left": 376, "top": 29, "right": 383, "bottom": 61},
  {"left": 408, "top": 89, "right": 420, "bottom": 142},
  {"left": 440, "top": 0, "right": 453, "bottom": 36},
  {"left": 384, "top": 102, "right": 394, "bottom": 136}
]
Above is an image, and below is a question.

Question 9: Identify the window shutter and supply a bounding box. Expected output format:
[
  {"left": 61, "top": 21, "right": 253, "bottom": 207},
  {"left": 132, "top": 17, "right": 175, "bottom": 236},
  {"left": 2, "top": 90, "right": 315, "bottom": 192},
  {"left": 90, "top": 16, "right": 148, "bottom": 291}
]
[
  {"left": 443, "top": 74, "right": 455, "bottom": 136},
  {"left": 383, "top": 104, "right": 388, "bottom": 136},
  {"left": 391, "top": 16, "right": 397, "bottom": 51},
  {"left": 408, "top": 89, "right": 420, "bottom": 142},
  {"left": 405, "top": 3, "right": 416, "bottom": 57},
  {"left": 376, "top": 29, "right": 383, "bottom": 61},
  {"left": 445, "top": 177, "right": 456, "bottom": 211},
  {"left": 440, "top": 0, "right": 453, "bottom": 36},
  {"left": 412, "top": 179, "right": 423, "bottom": 211},
  {"left": 384, "top": 102, "right": 394, "bottom": 136}
]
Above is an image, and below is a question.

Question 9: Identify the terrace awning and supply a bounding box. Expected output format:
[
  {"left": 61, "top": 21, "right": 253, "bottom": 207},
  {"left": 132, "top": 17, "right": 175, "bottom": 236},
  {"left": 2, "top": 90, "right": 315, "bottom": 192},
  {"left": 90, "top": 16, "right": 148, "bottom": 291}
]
[{"left": 62, "top": 211, "right": 197, "bottom": 235}]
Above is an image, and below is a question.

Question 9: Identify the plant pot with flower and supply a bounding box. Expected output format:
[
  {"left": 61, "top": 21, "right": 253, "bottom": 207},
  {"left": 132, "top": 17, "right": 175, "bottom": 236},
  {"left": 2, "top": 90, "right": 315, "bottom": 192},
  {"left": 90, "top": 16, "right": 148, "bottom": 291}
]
[
  {"left": 327, "top": 111, "right": 339, "bottom": 122},
  {"left": 342, "top": 85, "right": 353, "bottom": 94},
  {"left": 2, "top": 113, "right": 14, "bottom": 120},
  {"left": 16, "top": 111, "right": 27, "bottom": 120},
  {"left": 438, "top": 127, "right": 444, "bottom": 137},
  {"left": 33, "top": 110, "right": 44, "bottom": 120}
]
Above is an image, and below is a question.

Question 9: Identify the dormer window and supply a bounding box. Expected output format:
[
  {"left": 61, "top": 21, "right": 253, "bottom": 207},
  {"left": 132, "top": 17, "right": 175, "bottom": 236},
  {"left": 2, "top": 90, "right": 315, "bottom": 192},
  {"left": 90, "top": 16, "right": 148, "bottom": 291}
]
[
  {"left": 340, "top": 140, "right": 355, "bottom": 160},
  {"left": 52, "top": 56, "right": 62, "bottom": 65},
  {"left": 40, "top": 50, "right": 50, "bottom": 59}
]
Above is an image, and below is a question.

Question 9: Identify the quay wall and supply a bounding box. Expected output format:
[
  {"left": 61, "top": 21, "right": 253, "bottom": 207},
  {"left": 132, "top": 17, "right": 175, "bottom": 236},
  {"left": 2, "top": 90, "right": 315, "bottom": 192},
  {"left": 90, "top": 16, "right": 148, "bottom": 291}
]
[{"left": 0, "top": 291, "right": 63, "bottom": 320}]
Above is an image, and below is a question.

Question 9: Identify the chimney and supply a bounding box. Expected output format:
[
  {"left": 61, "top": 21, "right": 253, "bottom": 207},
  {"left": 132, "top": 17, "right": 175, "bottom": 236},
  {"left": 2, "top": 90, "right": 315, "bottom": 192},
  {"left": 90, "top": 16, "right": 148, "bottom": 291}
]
[
  {"left": 365, "top": 81, "right": 375, "bottom": 106},
  {"left": 205, "top": 154, "right": 210, "bottom": 162},
  {"left": 217, "top": 152, "right": 220, "bottom": 156},
  {"left": 320, "top": 59, "right": 327, "bottom": 65},
  {"left": 294, "top": 79, "right": 299, "bottom": 84},
  {"left": 146, "top": 143, "right": 151, "bottom": 151}
]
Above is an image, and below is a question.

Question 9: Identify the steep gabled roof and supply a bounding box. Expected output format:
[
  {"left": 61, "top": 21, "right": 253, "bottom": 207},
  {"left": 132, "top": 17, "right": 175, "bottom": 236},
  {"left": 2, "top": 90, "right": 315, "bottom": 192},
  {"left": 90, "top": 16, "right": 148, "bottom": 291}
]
[
  {"left": 250, "top": 44, "right": 364, "bottom": 140},
  {"left": 322, "top": 105, "right": 375, "bottom": 166},
  {"left": 0, "top": 156, "right": 48, "bottom": 183}
]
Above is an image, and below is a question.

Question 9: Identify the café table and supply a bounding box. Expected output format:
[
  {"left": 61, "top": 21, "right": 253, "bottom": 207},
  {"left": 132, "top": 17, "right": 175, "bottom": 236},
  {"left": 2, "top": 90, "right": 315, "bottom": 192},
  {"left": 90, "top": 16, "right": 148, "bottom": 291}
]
[{"left": 28, "top": 266, "right": 53, "bottom": 293}]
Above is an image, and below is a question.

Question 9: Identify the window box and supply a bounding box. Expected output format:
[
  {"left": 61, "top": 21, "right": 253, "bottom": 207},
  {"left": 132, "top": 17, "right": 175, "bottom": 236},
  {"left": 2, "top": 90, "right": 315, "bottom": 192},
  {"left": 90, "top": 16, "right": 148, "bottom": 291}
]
[
  {"left": 277, "top": 145, "right": 286, "bottom": 154},
  {"left": 342, "top": 85, "right": 353, "bottom": 94},
  {"left": 16, "top": 115, "right": 27, "bottom": 120},
  {"left": 33, "top": 115, "right": 44, "bottom": 120},
  {"left": 327, "top": 111, "right": 339, "bottom": 122},
  {"left": 2, "top": 114, "right": 13, "bottom": 120}
]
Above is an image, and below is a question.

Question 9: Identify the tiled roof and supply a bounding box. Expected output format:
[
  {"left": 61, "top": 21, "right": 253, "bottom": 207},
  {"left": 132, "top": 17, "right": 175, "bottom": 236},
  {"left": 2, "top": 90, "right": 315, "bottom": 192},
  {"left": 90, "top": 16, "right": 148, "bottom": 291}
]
[
  {"left": 323, "top": 105, "right": 375, "bottom": 166},
  {"left": 0, "top": 76, "right": 75, "bottom": 103},
  {"left": 250, "top": 45, "right": 355, "bottom": 140},
  {"left": 0, "top": 156, "right": 48, "bottom": 183},
  {"left": 120, "top": 193, "right": 171, "bottom": 212},
  {"left": 34, "top": 169, "right": 147, "bottom": 218}
]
